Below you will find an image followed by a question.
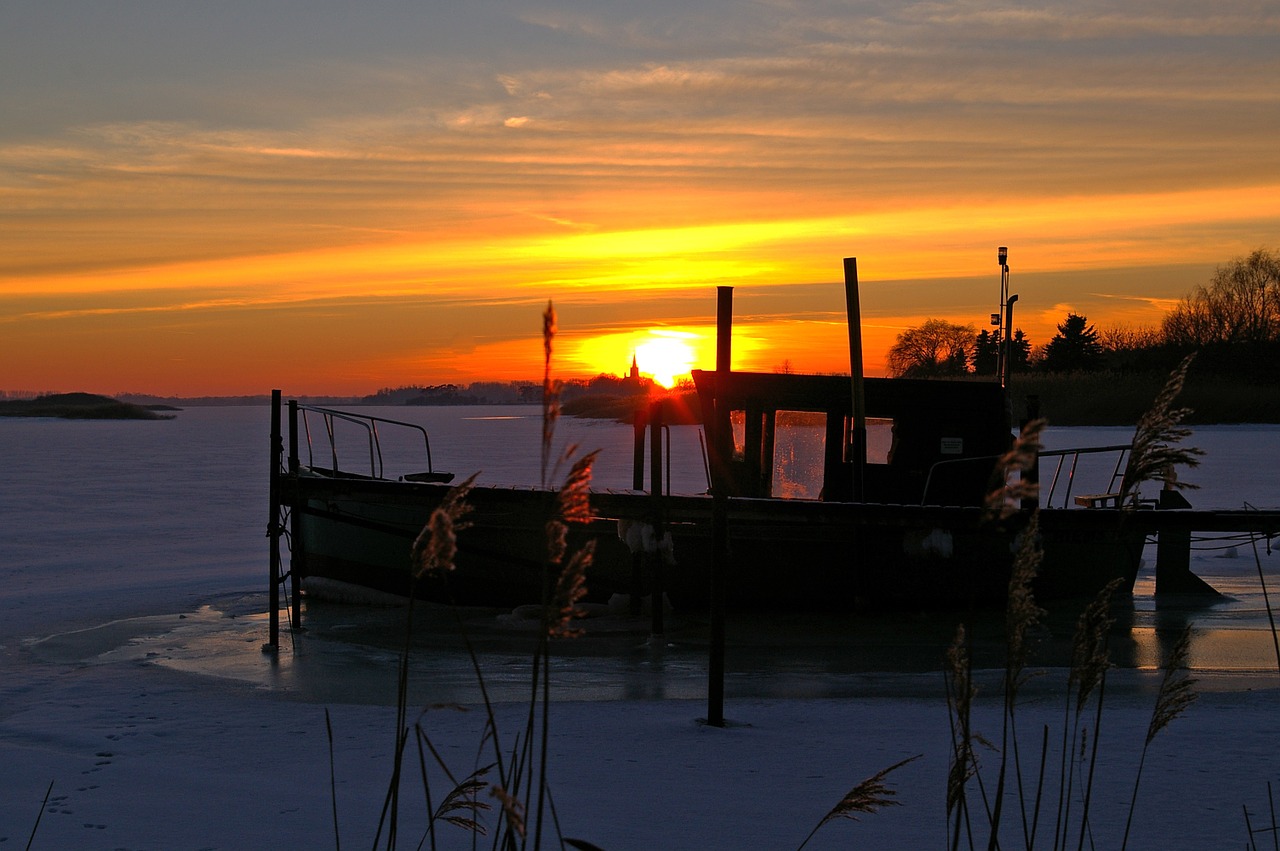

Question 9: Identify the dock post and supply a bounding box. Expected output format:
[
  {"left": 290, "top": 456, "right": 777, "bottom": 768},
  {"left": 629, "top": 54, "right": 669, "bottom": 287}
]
[
  {"left": 266, "top": 390, "right": 282, "bottom": 650},
  {"left": 844, "top": 258, "right": 866, "bottom": 502},
  {"left": 707, "top": 286, "right": 733, "bottom": 727},
  {"left": 1154, "top": 525, "right": 1219, "bottom": 595},
  {"left": 1154, "top": 489, "right": 1219, "bottom": 595}
]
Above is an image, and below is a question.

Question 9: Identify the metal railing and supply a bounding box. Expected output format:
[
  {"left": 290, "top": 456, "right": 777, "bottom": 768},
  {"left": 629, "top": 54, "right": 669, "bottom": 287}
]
[
  {"left": 296, "top": 404, "right": 437, "bottom": 480},
  {"left": 919, "top": 443, "right": 1131, "bottom": 508},
  {"left": 1040, "top": 444, "right": 1130, "bottom": 509}
]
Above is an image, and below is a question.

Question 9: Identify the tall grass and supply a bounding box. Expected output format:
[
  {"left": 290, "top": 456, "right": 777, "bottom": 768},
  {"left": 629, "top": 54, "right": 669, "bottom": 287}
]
[
  {"left": 808, "top": 401, "right": 1200, "bottom": 848},
  {"left": 929, "top": 365, "right": 1206, "bottom": 851},
  {"left": 1118, "top": 354, "right": 1203, "bottom": 505},
  {"left": 363, "top": 300, "right": 605, "bottom": 850},
  {"left": 335, "top": 321, "right": 1237, "bottom": 850}
]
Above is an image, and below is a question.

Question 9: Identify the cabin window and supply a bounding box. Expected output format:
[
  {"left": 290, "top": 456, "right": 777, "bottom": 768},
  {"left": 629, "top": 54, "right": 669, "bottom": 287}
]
[
  {"left": 729, "top": 410, "right": 747, "bottom": 461},
  {"left": 865, "top": 417, "right": 894, "bottom": 464},
  {"left": 772, "top": 410, "right": 827, "bottom": 499}
]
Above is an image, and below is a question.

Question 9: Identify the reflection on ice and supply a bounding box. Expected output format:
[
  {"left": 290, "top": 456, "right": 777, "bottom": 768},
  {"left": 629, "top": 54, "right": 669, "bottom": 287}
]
[{"left": 30, "top": 571, "right": 1280, "bottom": 709}]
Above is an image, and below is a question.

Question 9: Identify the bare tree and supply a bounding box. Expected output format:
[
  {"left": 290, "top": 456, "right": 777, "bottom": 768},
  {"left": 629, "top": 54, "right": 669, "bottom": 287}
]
[
  {"left": 886, "top": 319, "right": 975, "bottom": 378},
  {"left": 1100, "top": 325, "right": 1163, "bottom": 353},
  {"left": 1162, "top": 249, "right": 1280, "bottom": 347}
]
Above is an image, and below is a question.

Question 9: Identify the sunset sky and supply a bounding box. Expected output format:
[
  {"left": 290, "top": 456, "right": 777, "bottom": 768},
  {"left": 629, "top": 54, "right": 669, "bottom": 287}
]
[{"left": 3, "top": 1, "right": 1278, "bottom": 396}]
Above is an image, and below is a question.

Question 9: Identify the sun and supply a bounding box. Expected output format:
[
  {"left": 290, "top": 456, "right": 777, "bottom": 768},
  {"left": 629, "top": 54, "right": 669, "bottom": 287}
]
[{"left": 634, "top": 331, "right": 698, "bottom": 388}]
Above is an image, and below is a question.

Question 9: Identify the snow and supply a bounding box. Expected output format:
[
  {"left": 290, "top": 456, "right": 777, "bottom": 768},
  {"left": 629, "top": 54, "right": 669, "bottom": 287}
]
[{"left": 2, "top": 410, "right": 1279, "bottom": 849}]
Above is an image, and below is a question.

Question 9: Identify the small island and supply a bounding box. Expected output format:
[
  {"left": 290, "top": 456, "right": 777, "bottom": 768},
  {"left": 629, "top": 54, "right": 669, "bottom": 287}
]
[{"left": 0, "top": 392, "right": 176, "bottom": 420}]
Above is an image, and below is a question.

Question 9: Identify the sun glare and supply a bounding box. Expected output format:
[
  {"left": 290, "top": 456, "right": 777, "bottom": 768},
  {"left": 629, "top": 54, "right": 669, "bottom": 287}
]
[
  {"left": 635, "top": 331, "right": 699, "bottom": 388},
  {"left": 572, "top": 328, "right": 704, "bottom": 388}
]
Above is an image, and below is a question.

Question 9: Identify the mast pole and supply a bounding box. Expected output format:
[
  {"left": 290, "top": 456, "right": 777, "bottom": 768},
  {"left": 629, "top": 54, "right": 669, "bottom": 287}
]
[{"left": 844, "top": 258, "right": 866, "bottom": 501}]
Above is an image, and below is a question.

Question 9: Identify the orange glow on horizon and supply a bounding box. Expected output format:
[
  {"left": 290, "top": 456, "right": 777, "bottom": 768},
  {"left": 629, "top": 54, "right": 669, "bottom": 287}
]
[
  {"left": 5, "top": 179, "right": 1278, "bottom": 395},
  {"left": 6, "top": 1, "right": 1280, "bottom": 399}
]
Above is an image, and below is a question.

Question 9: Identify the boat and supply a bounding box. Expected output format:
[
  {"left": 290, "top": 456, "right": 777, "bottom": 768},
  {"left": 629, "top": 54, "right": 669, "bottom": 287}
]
[{"left": 269, "top": 266, "right": 1212, "bottom": 625}]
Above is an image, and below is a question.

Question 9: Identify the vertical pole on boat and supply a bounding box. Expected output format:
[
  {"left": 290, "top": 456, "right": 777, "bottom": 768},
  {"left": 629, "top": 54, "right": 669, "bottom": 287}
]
[
  {"left": 632, "top": 405, "right": 647, "bottom": 491},
  {"left": 707, "top": 286, "right": 733, "bottom": 727},
  {"left": 288, "top": 400, "right": 303, "bottom": 631},
  {"left": 844, "top": 258, "right": 867, "bottom": 501},
  {"left": 631, "top": 405, "right": 647, "bottom": 616},
  {"left": 266, "top": 390, "right": 282, "bottom": 650},
  {"left": 649, "top": 398, "right": 666, "bottom": 637},
  {"left": 1022, "top": 395, "right": 1041, "bottom": 510}
]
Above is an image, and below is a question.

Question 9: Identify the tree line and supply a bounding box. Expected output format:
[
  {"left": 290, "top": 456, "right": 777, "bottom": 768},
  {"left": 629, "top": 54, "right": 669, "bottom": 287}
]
[{"left": 886, "top": 248, "right": 1280, "bottom": 381}]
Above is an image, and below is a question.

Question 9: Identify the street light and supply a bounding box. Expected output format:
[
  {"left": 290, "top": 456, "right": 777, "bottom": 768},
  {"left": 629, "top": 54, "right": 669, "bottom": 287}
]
[{"left": 996, "top": 247, "right": 1009, "bottom": 383}]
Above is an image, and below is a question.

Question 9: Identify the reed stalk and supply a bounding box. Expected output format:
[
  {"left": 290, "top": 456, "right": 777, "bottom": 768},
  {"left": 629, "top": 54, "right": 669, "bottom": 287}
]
[
  {"left": 946, "top": 625, "right": 978, "bottom": 851},
  {"left": 1119, "top": 354, "right": 1203, "bottom": 505},
  {"left": 1120, "top": 625, "right": 1198, "bottom": 850},
  {"left": 325, "top": 709, "right": 341, "bottom": 850},
  {"left": 1049, "top": 577, "right": 1121, "bottom": 851},
  {"left": 797, "top": 755, "right": 922, "bottom": 850},
  {"left": 25, "top": 780, "right": 53, "bottom": 851}
]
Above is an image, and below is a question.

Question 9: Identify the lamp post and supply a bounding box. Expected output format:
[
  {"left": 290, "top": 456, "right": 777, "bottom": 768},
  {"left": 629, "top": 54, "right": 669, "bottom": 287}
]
[
  {"left": 994, "top": 246, "right": 1009, "bottom": 382},
  {"left": 1002, "top": 294, "right": 1018, "bottom": 387}
]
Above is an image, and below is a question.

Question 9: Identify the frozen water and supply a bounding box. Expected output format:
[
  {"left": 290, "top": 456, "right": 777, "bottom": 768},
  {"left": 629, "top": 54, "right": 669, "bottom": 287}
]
[{"left": 1, "top": 407, "right": 1278, "bottom": 848}]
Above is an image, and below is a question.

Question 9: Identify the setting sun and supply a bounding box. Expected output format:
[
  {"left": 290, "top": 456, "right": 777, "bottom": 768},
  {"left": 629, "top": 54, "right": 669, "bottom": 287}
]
[
  {"left": 635, "top": 331, "right": 699, "bottom": 388},
  {"left": 572, "top": 328, "right": 707, "bottom": 388}
]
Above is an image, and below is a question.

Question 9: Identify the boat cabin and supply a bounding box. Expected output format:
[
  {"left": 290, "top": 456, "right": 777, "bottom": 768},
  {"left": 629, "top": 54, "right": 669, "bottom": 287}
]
[{"left": 691, "top": 370, "right": 1012, "bottom": 506}]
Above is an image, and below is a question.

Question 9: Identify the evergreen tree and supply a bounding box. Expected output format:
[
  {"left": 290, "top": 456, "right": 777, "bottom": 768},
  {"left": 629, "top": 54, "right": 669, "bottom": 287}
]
[
  {"left": 972, "top": 330, "right": 1000, "bottom": 376},
  {"left": 1009, "top": 329, "right": 1032, "bottom": 372},
  {"left": 1040, "top": 313, "right": 1103, "bottom": 373}
]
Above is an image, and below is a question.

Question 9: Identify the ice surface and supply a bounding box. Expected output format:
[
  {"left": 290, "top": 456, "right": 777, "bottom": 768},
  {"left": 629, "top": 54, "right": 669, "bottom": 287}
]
[{"left": 2, "top": 409, "right": 1278, "bottom": 848}]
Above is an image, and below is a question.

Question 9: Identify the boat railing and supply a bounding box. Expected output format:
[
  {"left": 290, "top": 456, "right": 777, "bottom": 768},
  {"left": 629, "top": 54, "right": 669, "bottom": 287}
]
[
  {"left": 295, "top": 404, "right": 438, "bottom": 481},
  {"left": 919, "top": 443, "right": 1131, "bottom": 508},
  {"left": 919, "top": 455, "right": 1001, "bottom": 506},
  {"left": 1040, "top": 444, "right": 1130, "bottom": 509}
]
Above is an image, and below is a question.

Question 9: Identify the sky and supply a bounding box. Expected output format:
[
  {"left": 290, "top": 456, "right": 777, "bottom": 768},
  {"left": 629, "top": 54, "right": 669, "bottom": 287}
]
[{"left": 2, "top": 0, "right": 1278, "bottom": 396}]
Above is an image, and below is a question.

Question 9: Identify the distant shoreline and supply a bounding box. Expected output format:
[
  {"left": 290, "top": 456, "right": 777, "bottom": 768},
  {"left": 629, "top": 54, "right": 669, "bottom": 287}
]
[
  {"left": 0, "top": 392, "right": 175, "bottom": 420},
  {"left": 5, "top": 368, "right": 1278, "bottom": 425}
]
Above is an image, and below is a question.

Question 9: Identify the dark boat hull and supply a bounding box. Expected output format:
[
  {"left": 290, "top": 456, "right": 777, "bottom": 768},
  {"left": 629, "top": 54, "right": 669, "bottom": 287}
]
[{"left": 284, "top": 472, "right": 1145, "bottom": 612}]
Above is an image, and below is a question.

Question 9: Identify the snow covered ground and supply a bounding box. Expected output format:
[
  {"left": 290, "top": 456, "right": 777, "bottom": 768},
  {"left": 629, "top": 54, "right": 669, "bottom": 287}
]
[{"left": 2, "top": 410, "right": 1278, "bottom": 849}]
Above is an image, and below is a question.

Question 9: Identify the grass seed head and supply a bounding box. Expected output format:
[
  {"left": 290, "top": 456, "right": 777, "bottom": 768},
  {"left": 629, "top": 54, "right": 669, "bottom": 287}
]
[
  {"left": 821, "top": 754, "right": 922, "bottom": 826},
  {"left": 410, "top": 473, "right": 476, "bottom": 577},
  {"left": 1147, "top": 625, "right": 1198, "bottom": 745},
  {"left": 1121, "top": 353, "right": 1204, "bottom": 505},
  {"left": 985, "top": 418, "right": 1046, "bottom": 520},
  {"left": 490, "top": 784, "right": 527, "bottom": 839},
  {"left": 558, "top": 449, "right": 599, "bottom": 525},
  {"left": 1069, "top": 577, "right": 1122, "bottom": 711},
  {"left": 549, "top": 541, "right": 595, "bottom": 638}
]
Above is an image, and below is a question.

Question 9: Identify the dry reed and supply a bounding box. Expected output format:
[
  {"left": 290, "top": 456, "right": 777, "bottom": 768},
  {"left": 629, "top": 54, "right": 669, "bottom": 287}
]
[
  {"left": 797, "top": 754, "right": 922, "bottom": 850},
  {"left": 548, "top": 541, "right": 595, "bottom": 639},
  {"left": 1120, "top": 354, "right": 1204, "bottom": 505},
  {"left": 1120, "top": 625, "right": 1198, "bottom": 850},
  {"left": 946, "top": 624, "right": 979, "bottom": 850},
  {"left": 541, "top": 301, "right": 561, "bottom": 489},
  {"left": 490, "top": 783, "right": 527, "bottom": 839},
  {"left": 984, "top": 418, "right": 1046, "bottom": 521},
  {"left": 410, "top": 473, "right": 476, "bottom": 577}
]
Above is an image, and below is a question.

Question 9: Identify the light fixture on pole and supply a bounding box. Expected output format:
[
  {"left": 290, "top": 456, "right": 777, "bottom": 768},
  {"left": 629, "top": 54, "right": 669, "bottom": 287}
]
[{"left": 995, "top": 246, "right": 1009, "bottom": 382}]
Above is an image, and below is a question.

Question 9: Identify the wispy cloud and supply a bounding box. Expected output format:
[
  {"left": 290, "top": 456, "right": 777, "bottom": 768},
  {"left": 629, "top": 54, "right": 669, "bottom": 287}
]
[{"left": 2, "top": 0, "right": 1278, "bottom": 392}]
